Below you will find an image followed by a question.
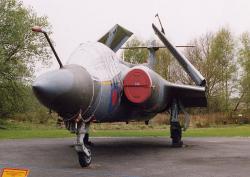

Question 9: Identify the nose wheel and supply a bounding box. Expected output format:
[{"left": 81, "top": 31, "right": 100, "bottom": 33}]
[
  {"left": 75, "top": 121, "right": 92, "bottom": 167},
  {"left": 77, "top": 149, "right": 91, "bottom": 167}
]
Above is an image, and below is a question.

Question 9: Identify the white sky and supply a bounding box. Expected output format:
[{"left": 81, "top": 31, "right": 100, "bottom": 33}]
[{"left": 22, "top": 0, "right": 250, "bottom": 74}]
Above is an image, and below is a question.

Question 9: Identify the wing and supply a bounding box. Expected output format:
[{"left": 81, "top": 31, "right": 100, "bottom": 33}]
[
  {"left": 98, "top": 24, "right": 133, "bottom": 52},
  {"left": 152, "top": 23, "right": 207, "bottom": 107},
  {"left": 152, "top": 23, "right": 206, "bottom": 87},
  {"left": 165, "top": 82, "right": 207, "bottom": 107}
]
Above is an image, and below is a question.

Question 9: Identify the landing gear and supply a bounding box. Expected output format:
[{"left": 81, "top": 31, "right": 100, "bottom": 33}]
[
  {"left": 84, "top": 133, "right": 94, "bottom": 147},
  {"left": 170, "top": 99, "right": 183, "bottom": 147},
  {"left": 78, "top": 151, "right": 91, "bottom": 167},
  {"left": 75, "top": 121, "right": 92, "bottom": 167},
  {"left": 170, "top": 122, "right": 183, "bottom": 147}
]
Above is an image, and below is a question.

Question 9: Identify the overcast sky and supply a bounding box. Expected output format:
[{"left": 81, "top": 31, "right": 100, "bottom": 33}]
[{"left": 22, "top": 0, "right": 250, "bottom": 73}]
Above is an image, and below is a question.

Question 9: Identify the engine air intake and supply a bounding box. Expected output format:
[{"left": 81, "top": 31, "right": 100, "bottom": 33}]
[{"left": 123, "top": 68, "right": 152, "bottom": 103}]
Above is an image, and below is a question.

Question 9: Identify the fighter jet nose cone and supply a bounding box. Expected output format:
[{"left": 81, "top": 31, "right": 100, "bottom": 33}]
[
  {"left": 32, "top": 69, "right": 74, "bottom": 106},
  {"left": 33, "top": 65, "right": 93, "bottom": 119}
]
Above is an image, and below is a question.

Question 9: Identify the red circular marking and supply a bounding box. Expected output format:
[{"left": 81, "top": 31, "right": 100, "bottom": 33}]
[{"left": 123, "top": 68, "right": 152, "bottom": 103}]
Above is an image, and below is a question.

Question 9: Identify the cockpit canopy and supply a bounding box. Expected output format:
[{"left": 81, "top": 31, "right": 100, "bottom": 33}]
[{"left": 67, "top": 42, "right": 121, "bottom": 81}]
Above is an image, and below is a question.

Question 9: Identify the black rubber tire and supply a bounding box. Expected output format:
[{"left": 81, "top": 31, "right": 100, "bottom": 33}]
[
  {"left": 78, "top": 149, "right": 91, "bottom": 167},
  {"left": 170, "top": 122, "right": 183, "bottom": 147}
]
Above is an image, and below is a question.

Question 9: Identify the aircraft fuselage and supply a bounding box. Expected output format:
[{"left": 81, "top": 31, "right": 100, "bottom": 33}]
[{"left": 33, "top": 42, "right": 170, "bottom": 123}]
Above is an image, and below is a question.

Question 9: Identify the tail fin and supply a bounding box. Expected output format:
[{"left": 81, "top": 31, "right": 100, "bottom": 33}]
[{"left": 98, "top": 24, "right": 133, "bottom": 52}]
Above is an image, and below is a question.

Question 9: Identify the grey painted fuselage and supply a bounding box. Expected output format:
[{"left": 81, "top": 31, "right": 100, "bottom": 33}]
[
  {"left": 66, "top": 42, "right": 167, "bottom": 122},
  {"left": 33, "top": 40, "right": 206, "bottom": 123},
  {"left": 33, "top": 41, "right": 171, "bottom": 122}
]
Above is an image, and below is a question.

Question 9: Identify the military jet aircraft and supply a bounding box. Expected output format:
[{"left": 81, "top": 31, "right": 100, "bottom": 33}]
[{"left": 32, "top": 18, "right": 207, "bottom": 167}]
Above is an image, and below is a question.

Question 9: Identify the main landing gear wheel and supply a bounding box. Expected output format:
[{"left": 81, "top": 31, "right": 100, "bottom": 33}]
[
  {"left": 78, "top": 149, "right": 91, "bottom": 167},
  {"left": 171, "top": 122, "right": 183, "bottom": 147},
  {"left": 170, "top": 98, "right": 183, "bottom": 147}
]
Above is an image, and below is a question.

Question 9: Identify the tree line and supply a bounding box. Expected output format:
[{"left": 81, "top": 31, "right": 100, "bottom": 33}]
[{"left": 0, "top": 0, "right": 52, "bottom": 122}]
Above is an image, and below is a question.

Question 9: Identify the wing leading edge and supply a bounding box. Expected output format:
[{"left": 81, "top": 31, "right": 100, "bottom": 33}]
[
  {"left": 152, "top": 23, "right": 206, "bottom": 87},
  {"left": 152, "top": 23, "right": 207, "bottom": 107}
]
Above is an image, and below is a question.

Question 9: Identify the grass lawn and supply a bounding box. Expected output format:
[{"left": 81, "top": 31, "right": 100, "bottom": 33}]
[{"left": 0, "top": 121, "right": 250, "bottom": 139}]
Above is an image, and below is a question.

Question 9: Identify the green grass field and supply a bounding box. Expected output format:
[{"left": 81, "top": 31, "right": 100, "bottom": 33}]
[{"left": 0, "top": 121, "right": 250, "bottom": 139}]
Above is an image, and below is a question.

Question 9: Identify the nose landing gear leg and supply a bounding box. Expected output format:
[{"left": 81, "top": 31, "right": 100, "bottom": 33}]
[
  {"left": 84, "top": 133, "right": 94, "bottom": 147},
  {"left": 75, "top": 121, "right": 92, "bottom": 167}
]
